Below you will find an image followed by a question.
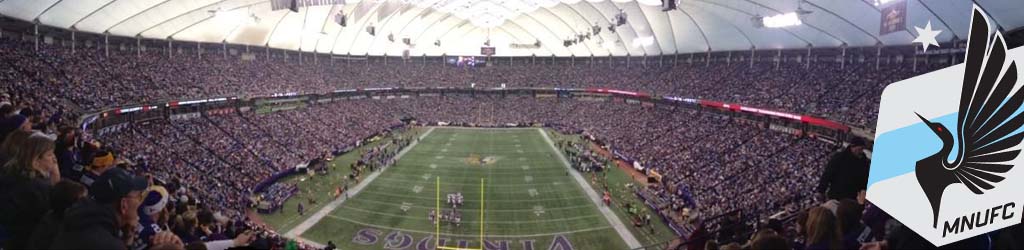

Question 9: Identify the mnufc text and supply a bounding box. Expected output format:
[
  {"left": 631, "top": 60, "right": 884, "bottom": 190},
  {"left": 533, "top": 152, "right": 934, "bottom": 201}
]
[{"left": 942, "top": 202, "right": 1016, "bottom": 238}]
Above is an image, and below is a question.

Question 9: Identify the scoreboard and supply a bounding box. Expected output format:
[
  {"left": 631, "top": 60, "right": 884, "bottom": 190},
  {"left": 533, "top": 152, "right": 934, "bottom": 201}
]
[
  {"left": 479, "top": 46, "right": 495, "bottom": 55},
  {"left": 271, "top": 0, "right": 344, "bottom": 11}
]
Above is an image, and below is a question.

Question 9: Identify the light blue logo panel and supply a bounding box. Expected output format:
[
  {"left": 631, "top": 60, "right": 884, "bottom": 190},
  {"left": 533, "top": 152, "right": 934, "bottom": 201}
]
[{"left": 869, "top": 112, "right": 958, "bottom": 186}]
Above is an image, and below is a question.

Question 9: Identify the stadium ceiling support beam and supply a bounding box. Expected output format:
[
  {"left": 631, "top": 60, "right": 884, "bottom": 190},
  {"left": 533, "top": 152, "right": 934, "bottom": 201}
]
[
  {"left": 338, "top": 1, "right": 390, "bottom": 56},
  {"left": 628, "top": 1, "right": 663, "bottom": 55},
  {"left": 679, "top": 2, "right": 756, "bottom": 51},
  {"left": 34, "top": 22, "right": 39, "bottom": 51},
  {"left": 806, "top": 45, "right": 811, "bottom": 69},
  {"left": 104, "top": 32, "right": 109, "bottom": 57},
  {"left": 659, "top": 7, "right": 680, "bottom": 54},
  {"left": 405, "top": 13, "right": 452, "bottom": 55},
  {"left": 691, "top": 0, "right": 810, "bottom": 46},
  {"left": 775, "top": 49, "right": 781, "bottom": 70},
  {"left": 569, "top": 2, "right": 622, "bottom": 55},
  {"left": 198, "top": 42, "right": 202, "bottom": 59},
  {"left": 495, "top": 21, "right": 558, "bottom": 56},
  {"left": 801, "top": 1, "right": 881, "bottom": 45},
  {"left": 71, "top": 29, "right": 75, "bottom": 54},
  {"left": 312, "top": 4, "right": 342, "bottom": 55},
  {"left": 69, "top": 0, "right": 118, "bottom": 30},
  {"left": 677, "top": 7, "right": 711, "bottom": 52},
  {"left": 32, "top": 0, "right": 65, "bottom": 26},
  {"left": 138, "top": 0, "right": 246, "bottom": 37},
  {"left": 363, "top": 5, "right": 406, "bottom": 57},
  {"left": 525, "top": 9, "right": 598, "bottom": 56},
  {"left": 556, "top": 3, "right": 603, "bottom": 53},
  {"left": 705, "top": 49, "right": 710, "bottom": 67},
  {"left": 431, "top": 20, "right": 472, "bottom": 52},
  {"left": 136, "top": 35, "right": 141, "bottom": 57},
  {"left": 910, "top": 0, "right": 953, "bottom": 36},
  {"left": 572, "top": 2, "right": 633, "bottom": 56},
  {"left": 264, "top": 10, "right": 291, "bottom": 51},
  {"left": 972, "top": 0, "right": 1004, "bottom": 32},
  {"left": 104, "top": 0, "right": 172, "bottom": 35},
  {"left": 876, "top": 45, "right": 881, "bottom": 70},
  {"left": 749, "top": 47, "right": 754, "bottom": 69},
  {"left": 167, "top": 38, "right": 172, "bottom": 58},
  {"left": 193, "top": 2, "right": 279, "bottom": 42},
  {"left": 840, "top": 45, "right": 846, "bottom": 69}
]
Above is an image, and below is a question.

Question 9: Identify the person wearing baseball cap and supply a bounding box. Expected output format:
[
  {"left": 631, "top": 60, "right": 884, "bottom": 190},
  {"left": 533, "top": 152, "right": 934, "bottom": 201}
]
[{"left": 51, "top": 167, "right": 149, "bottom": 250}]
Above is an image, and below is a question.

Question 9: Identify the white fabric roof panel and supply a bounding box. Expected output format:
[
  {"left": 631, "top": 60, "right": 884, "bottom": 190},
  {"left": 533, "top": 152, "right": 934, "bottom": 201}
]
[{"left": 3, "top": 0, "right": 1023, "bottom": 56}]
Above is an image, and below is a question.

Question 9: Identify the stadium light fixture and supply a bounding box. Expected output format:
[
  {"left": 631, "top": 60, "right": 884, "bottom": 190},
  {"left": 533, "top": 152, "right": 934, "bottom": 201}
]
[
  {"left": 631, "top": 36, "right": 654, "bottom": 48},
  {"left": 761, "top": 12, "right": 801, "bottom": 28},
  {"left": 874, "top": 0, "right": 899, "bottom": 6}
]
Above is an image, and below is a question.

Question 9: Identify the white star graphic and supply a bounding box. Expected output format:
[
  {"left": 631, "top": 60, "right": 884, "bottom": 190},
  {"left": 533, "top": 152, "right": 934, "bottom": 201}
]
[{"left": 913, "top": 21, "right": 942, "bottom": 52}]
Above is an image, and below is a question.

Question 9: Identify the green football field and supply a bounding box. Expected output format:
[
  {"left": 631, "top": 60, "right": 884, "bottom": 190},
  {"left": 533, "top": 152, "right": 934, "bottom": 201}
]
[{"left": 290, "top": 127, "right": 637, "bottom": 250}]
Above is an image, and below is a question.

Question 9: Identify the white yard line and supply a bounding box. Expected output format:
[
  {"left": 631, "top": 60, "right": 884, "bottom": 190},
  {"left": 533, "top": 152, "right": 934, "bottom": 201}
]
[
  {"left": 335, "top": 205, "right": 604, "bottom": 224},
  {"left": 537, "top": 128, "right": 643, "bottom": 249},
  {"left": 285, "top": 127, "right": 436, "bottom": 242},
  {"left": 323, "top": 214, "right": 612, "bottom": 238},
  {"left": 351, "top": 198, "right": 594, "bottom": 212},
  {"left": 356, "top": 189, "right": 590, "bottom": 202}
]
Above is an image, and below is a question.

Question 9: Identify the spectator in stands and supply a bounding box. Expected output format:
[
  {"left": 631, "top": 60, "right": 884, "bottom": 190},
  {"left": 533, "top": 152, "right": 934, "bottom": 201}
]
[
  {"left": 0, "top": 129, "right": 31, "bottom": 163},
  {"left": 133, "top": 185, "right": 170, "bottom": 250},
  {"left": 80, "top": 151, "right": 115, "bottom": 187},
  {"left": 28, "top": 180, "right": 88, "bottom": 249},
  {"left": 0, "top": 114, "right": 30, "bottom": 142},
  {"left": 749, "top": 229, "right": 790, "bottom": 250},
  {"left": 174, "top": 210, "right": 201, "bottom": 244},
  {"left": 55, "top": 127, "right": 82, "bottom": 181},
  {"left": 0, "top": 132, "right": 58, "bottom": 249},
  {"left": 804, "top": 206, "right": 841, "bottom": 250},
  {"left": 816, "top": 137, "right": 869, "bottom": 201},
  {"left": 835, "top": 199, "right": 865, "bottom": 250},
  {"left": 51, "top": 167, "right": 149, "bottom": 249}
]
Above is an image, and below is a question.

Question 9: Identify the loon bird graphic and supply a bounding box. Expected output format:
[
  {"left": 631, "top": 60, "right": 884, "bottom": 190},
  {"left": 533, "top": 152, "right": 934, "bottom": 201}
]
[{"left": 915, "top": 9, "right": 1022, "bottom": 228}]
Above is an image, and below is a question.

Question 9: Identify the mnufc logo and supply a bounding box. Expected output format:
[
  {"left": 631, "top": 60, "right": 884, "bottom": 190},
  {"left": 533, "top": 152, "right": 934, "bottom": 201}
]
[
  {"left": 867, "top": 5, "right": 1024, "bottom": 247},
  {"left": 941, "top": 202, "right": 1015, "bottom": 238}
]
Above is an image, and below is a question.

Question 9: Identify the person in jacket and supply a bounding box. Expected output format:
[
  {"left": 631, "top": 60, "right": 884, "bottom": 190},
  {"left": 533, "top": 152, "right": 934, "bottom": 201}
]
[
  {"left": 51, "top": 167, "right": 148, "bottom": 249},
  {"left": 0, "top": 132, "right": 58, "bottom": 249},
  {"left": 816, "top": 137, "right": 870, "bottom": 201}
]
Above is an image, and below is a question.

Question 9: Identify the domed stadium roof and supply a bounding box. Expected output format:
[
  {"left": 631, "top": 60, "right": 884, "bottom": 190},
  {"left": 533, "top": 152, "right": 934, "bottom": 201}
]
[{"left": 1, "top": 0, "right": 1021, "bottom": 56}]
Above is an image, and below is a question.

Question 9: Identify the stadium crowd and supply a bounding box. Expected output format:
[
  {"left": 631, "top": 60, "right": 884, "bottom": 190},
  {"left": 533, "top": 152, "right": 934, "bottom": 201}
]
[
  {"left": 0, "top": 36, "right": 949, "bottom": 129},
  {"left": 4, "top": 34, "right": 1023, "bottom": 250}
]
